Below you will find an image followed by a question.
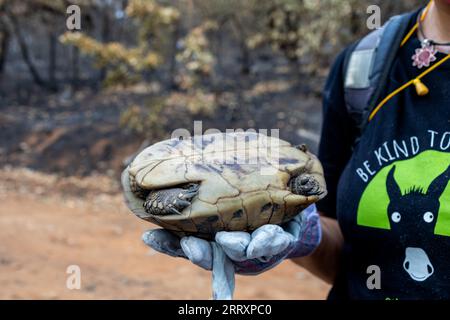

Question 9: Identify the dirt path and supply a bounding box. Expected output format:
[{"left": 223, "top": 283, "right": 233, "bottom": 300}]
[{"left": 0, "top": 169, "right": 330, "bottom": 299}]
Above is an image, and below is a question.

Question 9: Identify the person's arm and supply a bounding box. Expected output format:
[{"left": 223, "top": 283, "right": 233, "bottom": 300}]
[{"left": 291, "top": 213, "right": 343, "bottom": 284}]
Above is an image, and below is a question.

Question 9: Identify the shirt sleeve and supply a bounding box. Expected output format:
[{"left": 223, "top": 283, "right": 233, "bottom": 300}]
[{"left": 316, "top": 47, "right": 358, "bottom": 218}]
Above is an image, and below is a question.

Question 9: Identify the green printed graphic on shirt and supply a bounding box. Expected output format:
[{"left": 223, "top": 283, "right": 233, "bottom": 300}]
[{"left": 357, "top": 150, "right": 450, "bottom": 236}]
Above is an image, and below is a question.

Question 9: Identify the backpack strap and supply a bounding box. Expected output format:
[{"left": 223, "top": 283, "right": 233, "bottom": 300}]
[{"left": 343, "top": 11, "right": 416, "bottom": 142}]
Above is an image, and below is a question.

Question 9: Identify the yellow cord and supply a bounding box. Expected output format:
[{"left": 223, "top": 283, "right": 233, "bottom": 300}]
[
  {"left": 368, "top": 0, "right": 450, "bottom": 121},
  {"left": 400, "top": 1, "right": 431, "bottom": 47},
  {"left": 369, "top": 54, "right": 450, "bottom": 121}
]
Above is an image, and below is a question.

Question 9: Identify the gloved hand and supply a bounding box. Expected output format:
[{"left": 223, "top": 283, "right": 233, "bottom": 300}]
[{"left": 142, "top": 204, "right": 321, "bottom": 275}]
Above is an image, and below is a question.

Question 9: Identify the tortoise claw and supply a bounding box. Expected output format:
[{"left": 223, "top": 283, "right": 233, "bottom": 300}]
[
  {"left": 169, "top": 206, "right": 183, "bottom": 215},
  {"left": 179, "top": 190, "right": 198, "bottom": 200},
  {"left": 172, "top": 185, "right": 200, "bottom": 212},
  {"left": 174, "top": 198, "right": 191, "bottom": 208},
  {"left": 187, "top": 183, "right": 200, "bottom": 192},
  {"left": 178, "top": 183, "right": 200, "bottom": 201}
]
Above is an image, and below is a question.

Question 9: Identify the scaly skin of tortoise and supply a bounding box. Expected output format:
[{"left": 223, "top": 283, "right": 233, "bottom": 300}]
[
  {"left": 122, "top": 132, "right": 327, "bottom": 240},
  {"left": 143, "top": 184, "right": 200, "bottom": 215}
]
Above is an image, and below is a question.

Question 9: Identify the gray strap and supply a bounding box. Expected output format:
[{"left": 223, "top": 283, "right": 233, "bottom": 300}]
[
  {"left": 343, "top": 12, "right": 416, "bottom": 137},
  {"left": 344, "top": 27, "right": 383, "bottom": 89},
  {"left": 344, "top": 23, "right": 387, "bottom": 122},
  {"left": 364, "top": 14, "right": 414, "bottom": 120}
]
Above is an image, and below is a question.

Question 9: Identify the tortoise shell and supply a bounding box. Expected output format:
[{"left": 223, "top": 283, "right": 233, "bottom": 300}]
[{"left": 121, "top": 131, "right": 326, "bottom": 239}]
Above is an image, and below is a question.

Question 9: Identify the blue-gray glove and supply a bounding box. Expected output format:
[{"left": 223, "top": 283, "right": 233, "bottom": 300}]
[{"left": 142, "top": 204, "right": 321, "bottom": 275}]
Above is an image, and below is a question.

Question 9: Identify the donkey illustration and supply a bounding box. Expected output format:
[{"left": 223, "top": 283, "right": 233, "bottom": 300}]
[{"left": 386, "top": 164, "right": 450, "bottom": 282}]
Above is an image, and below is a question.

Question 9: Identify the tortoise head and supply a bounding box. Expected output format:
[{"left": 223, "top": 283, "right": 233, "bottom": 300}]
[{"left": 289, "top": 173, "right": 324, "bottom": 196}]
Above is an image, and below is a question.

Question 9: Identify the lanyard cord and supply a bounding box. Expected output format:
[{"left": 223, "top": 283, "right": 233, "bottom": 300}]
[
  {"left": 400, "top": 2, "right": 431, "bottom": 47},
  {"left": 368, "top": 0, "right": 450, "bottom": 122}
]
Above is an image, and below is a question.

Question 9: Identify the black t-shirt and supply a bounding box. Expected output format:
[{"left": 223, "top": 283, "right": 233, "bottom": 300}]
[{"left": 316, "top": 10, "right": 450, "bottom": 299}]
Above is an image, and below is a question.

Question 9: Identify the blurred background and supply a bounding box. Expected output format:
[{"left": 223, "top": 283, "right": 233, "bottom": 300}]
[{"left": 0, "top": 0, "right": 423, "bottom": 299}]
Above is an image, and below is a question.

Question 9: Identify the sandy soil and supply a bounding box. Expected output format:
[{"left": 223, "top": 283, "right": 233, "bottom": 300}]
[{"left": 0, "top": 168, "right": 330, "bottom": 300}]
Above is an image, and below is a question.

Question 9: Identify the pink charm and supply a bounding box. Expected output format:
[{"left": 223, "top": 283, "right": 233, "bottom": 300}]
[{"left": 412, "top": 41, "right": 437, "bottom": 69}]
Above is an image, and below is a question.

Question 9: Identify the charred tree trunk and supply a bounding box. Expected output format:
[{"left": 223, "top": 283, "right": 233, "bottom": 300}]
[
  {"left": 239, "top": 40, "right": 251, "bottom": 75},
  {"left": 71, "top": 45, "right": 80, "bottom": 90},
  {"left": 231, "top": 16, "right": 251, "bottom": 75},
  {"left": 213, "top": 18, "right": 228, "bottom": 80},
  {"left": 99, "top": 7, "right": 111, "bottom": 82},
  {"left": 5, "top": 10, "right": 46, "bottom": 87},
  {"left": 169, "top": 21, "right": 180, "bottom": 89},
  {"left": 0, "top": 25, "right": 10, "bottom": 76},
  {"left": 48, "top": 31, "right": 57, "bottom": 90}
]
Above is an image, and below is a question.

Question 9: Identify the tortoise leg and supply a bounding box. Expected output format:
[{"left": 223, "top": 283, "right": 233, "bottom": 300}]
[
  {"left": 290, "top": 174, "right": 323, "bottom": 196},
  {"left": 143, "top": 184, "right": 200, "bottom": 215}
]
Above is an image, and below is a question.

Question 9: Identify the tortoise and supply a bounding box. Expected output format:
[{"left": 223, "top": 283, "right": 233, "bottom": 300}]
[{"left": 121, "top": 131, "right": 326, "bottom": 239}]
